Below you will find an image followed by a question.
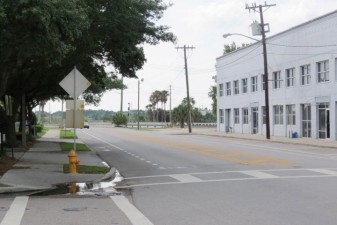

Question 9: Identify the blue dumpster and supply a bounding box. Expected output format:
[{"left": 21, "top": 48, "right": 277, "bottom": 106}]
[{"left": 292, "top": 132, "right": 297, "bottom": 138}]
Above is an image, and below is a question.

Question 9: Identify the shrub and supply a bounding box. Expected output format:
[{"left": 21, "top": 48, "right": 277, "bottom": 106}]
[{"left": 112, "top": 112, "right": 127, "bottom": 127}]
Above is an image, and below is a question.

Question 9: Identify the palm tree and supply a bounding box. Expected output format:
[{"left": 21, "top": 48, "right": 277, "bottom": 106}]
[
  {"left": 149, "top": 91, "right": 160, "bottom": 121},
  {"left": 159, "top": 90, "right": 169, "bottom": 122}
]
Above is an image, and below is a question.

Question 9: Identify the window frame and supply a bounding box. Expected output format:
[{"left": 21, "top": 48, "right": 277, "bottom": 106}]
[
  {"left": 233, "top": 80, "right": 239, "bottom": 95},
  {"left": 286, "top": 68, "right": 295, "bottom": 87},
  {"left": 219, "top": 109, "right": 224, "bottom": 124},
  {"left": 219, "top": 83, "right": 224, "bottom": 97},
  {"left": 251, "top": 76, "right": 258, "bottom": 92},
  {"left": 242, "top": 78, "right": 248, "bottom": 93},
  {"left": 225, "top": 82, "right": 231, "bottom": 96},
  {"left": 273, "top": 105, "right": 284, "bottom": 125},
  {"left": 286, "top": 104, "right": 296, "bottom": 125},
  {"left": 242, "top": 108, "right": 248, "bottom": 124},
  {"left": 317, "top": 60, "right": 329, "bottom": 83},
  {"left": 300, "top": 64, "right": 311, "bottom": 85},
  {"left": 273, "top": 71, "right": 281, "bottom": 89},
  {"left": 234, "top": 108, "right": 240, "bottom": 124}
]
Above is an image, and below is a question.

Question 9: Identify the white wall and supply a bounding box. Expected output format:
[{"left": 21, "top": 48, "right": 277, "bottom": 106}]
[{"left": 216, "top": 11, "right": 337, "bottom": 140}]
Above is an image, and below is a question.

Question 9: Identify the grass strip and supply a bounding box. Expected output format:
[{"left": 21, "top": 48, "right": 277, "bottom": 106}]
[
  {"left": 0, "top": 183, "right": 9, "bottom": 187},
  {"left": 60, "top": 142, "right": 91, "bottom": 152},
  {"left": 63, "top": 164, "right": 110, "bottom": 174},
  {"left": 60, "top": 130, "right": 75, "bottom": 138}
]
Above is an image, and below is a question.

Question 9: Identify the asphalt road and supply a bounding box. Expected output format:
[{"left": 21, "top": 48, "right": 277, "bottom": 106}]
[{"left": 76, "top": 127, "right": 337, "bottom": 225}]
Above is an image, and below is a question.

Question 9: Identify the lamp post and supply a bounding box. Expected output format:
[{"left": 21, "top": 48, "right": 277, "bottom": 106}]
[
  {"left": 138, "top": 78, "right": 144, "bottom": 130},
  {"left": 223, "top": 32, "right": 271, "bottom": 139}
]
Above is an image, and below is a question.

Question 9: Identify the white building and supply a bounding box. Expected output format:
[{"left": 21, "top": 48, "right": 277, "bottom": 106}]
[{"left": 216, "top": 10, "right": 337, "bottom": 140}]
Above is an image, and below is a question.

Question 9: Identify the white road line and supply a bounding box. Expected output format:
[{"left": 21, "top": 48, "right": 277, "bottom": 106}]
[
  {"left": 0, "top": 196, "right": 29, "bottom": 225},
  {"left": 110, "top": 196, "right": 153, "bottom": 225},
  {"left": 117, "top": 174, "right": 337, "bottom": 189},
  {"left": 170, "top": 174, "right": 202, "bottom": 183},
  {"left": 83, "top": 132, "right": 124, "bottom": 150},
  {"left": 308, "top": 169, "right": 337, "bottom": 175},
  {"left": 239, "top": 171, "right": 279, "bottom": 179}
]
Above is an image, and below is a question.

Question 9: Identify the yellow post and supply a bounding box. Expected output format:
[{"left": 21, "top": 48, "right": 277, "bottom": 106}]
[{"left": 68, "top": 149, "right": 80, "bottom": 174}]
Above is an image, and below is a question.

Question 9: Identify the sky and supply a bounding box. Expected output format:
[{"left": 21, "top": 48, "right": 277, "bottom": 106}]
[{"left": 44, "top": 0, "right": 337, "bottom": 113}]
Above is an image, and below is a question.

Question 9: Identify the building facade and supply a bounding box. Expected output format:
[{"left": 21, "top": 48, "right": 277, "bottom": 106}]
[{"left": 216, "top": 10, "right": 337, "bottom": 140}]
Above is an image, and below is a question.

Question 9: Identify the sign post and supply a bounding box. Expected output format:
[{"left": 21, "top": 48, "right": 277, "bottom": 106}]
[{"left": 59, "top": 66, "right": 91, "bottom": 151}]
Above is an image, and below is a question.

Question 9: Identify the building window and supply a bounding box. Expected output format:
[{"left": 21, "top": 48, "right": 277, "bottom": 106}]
[
  {"left": 262, "top": 106, "right": 266, "bottom": 124},
  {"left": 219, "top": 83, "right": 223, "bottom": 97},
  {"left": 233, "top": 80, "right": 239, "bottom": 95},
  {"left": 226, "top": 82, "right": 231, "bottom": 96},
  {"left": 317, "top": 60, "right": 329, "bottom": 83},
  {"left": 273, "top": 71, "right": 281, "bottom": 89},
  {"left": 251, "top": 76, "right": 258, "bottom": 92},
  {"left": 242, "top": 78, "right": 248, "bottom": 93},
  {"left": 286, "top": 104, "right": 296, "bottom": 125},
  {"left": 286, "top": 68, "right": 295, "bottom": 87},
  {"left": 261, "top": 74, "right": 266, "bottom": 90},
  {"left": 219, "top": 109, "right": 224, "bottom": 124},
  {"left": 273, "top": 105, "right": 284, "bottom": 125},
  {"left": 300, "top": 64, "right": 311, "bottom": 85},
  {"left": 234, "top": 108, "right": 240, "bottom": 124},
  {"left": 242, "top": 108, "right": 248, "bottom": 124}
]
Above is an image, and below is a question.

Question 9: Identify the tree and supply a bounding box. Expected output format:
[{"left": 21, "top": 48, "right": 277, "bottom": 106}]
[
  {"left": 112, "top": 112, "right": 127, "bottom": 127},
  {"left": 208, "top": 85, "right": 217, "bottom": 115},
  {"left": 223, "top": 42, "right": 250, "bottom": 54},
  {"left": 0, "top": 0, "right": 176, "bottom": 147},
  {"left": 159, "top": 90, "right": 169, "bottom": 122},
  {"left": 172, "top": 97, "right": 197, "bottom": 128}
]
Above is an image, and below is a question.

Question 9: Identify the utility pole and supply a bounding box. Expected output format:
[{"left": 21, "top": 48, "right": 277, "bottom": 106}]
[
  {"left": 176, "top": 45, "right": 195, "bottom": 133},
  {"left": 246, "top": 2, "right": 275, "bottom": 140}
]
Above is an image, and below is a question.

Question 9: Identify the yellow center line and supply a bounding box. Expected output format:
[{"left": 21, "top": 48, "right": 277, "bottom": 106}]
[{"left": 110, "top": 131, "right": 291, "bottom": 165}]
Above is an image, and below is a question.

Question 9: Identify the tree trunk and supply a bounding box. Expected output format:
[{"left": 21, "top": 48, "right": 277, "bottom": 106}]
[{"left": 21, "top": 93, "right": 26, "bottom": 147}]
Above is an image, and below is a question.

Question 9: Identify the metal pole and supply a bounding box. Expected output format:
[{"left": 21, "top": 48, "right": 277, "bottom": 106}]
[
  {"left": 259, "top": 5, "right": 271, "bottom": 139},
  {"left": 73, "top": 66, "right": 77, "bottom": 151},
  {"left": 137, "top": 80, "right": 140, "bottom": 130}
]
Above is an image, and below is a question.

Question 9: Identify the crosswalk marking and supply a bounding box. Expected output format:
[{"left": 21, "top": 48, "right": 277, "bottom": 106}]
[
  {"left": 170, "top": 174, "right": 202, "bottom": 183},
  {"left": 308, "top": 169, "right": 337, "bottom": 175},
  {"left": 110, "top": 196, "right": 153, "bottom": 225},
  {"left": 239, "top": 171, "right": 279, "bottom": 179},
  {"left": 0, "top": 196, "right": 29, "bottom": 225},
  {"left": 118, "top": 168, "right": 337, "bottom": 188}
]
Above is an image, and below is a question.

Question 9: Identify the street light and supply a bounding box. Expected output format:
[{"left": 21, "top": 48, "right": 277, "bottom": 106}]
[
  {"left": 137, "top": 78, "right": 144, "bottom": 130},
  {"left": 223, "top": 32, "right": 271, "bottom": 139}
]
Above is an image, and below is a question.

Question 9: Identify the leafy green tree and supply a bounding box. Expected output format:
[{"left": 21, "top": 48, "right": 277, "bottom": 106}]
[
  {"left": 0, "top": 0, "right": 176, "bottom": 146},
  {"left": 172, "top": 104, "right": 188, "bottom": 128},
  {"left": 223, "top": 42, "right": 250, "bottom": 54},
  {"left": 112, "top": 112, "right": 127, "bottom": 127},
  {"left": 208, "top": 85, "right": 217, "bottom": 115},
  {"left": 172, "top": 97, "right": 197, "bottom": 128}
]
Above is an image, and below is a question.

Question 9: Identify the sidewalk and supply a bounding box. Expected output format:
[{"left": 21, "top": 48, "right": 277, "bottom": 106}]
[
  {"left": 157, "top": 127, "right": 337, "bottom": 149},
  {"left": 0, "top": 129, "right": 114, "bottom": 194}
]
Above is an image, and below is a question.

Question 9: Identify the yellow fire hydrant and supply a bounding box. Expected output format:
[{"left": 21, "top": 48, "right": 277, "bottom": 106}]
[{"left": 68, "top": 149, "right": 80, "bottom": 174}]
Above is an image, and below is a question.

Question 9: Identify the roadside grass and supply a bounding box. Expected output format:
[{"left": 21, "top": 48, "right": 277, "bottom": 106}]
[
  {"left": 0, "top": 183, "right": 9, "bottom": 187},
  {"left": 36, "top": 128, "right": 47, "bottom": 138},
  {"left": 60, "top": 130, "right": 75, "bottom": 138},
  {"left": 59, "top": 142, "right": 91, "bottom": 152},
  {"left": 63, "top": 165, "right": 110, "bottom": 174}
]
